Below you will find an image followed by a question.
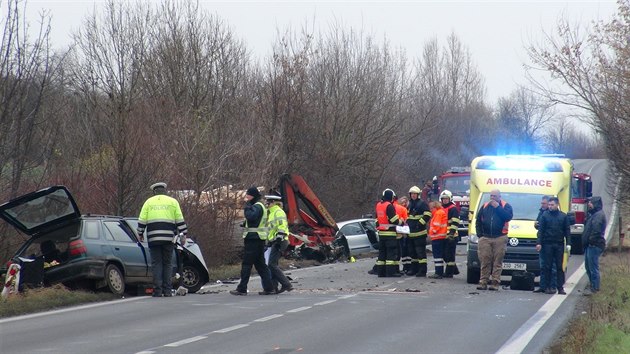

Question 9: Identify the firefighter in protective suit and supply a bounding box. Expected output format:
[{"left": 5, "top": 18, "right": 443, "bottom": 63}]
[
  {"left": 440, "top": 190, "right": 461, "bottom": 278},
  {"left": 375, "top": 189, "right": 404, "bottom": 277},
  {"left": 406, "top": 186, "right": 432, "bottom": 276}
]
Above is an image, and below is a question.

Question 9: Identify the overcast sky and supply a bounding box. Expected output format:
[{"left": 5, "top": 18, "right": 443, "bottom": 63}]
[{"left": 20, "top": 0, "right": 618, "bottom": 103}]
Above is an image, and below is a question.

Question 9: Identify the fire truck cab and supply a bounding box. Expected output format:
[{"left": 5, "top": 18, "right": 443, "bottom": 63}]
[
  {"left": 433, "top": 167, "right": 471, "bottom": 237},
  {"left": 466, "top": 155, "right": 574, "bottom": 284}
]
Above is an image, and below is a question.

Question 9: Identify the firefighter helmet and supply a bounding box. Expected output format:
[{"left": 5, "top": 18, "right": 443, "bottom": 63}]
[
  {"left": 382, "top": 188, "right": 395, "bottom": 202},
  {"left": 409, "top": 186, "right": 421, "bottom": 194},
  {"left": 439, "top": 190, "right": 453, "bottom": 201}
]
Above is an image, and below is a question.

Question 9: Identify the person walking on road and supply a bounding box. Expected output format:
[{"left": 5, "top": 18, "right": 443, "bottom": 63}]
[
  {"left": 265, "top": 193, "right": 294, "bottom": 294},
  {"left": 534, "top": 197, "right": 571, "bottom": 295},
  {"left": 475, "top": 189, "right": 513, "bottom": 291},
  {"left": 406, "top": 186, "right": 432, "bottom": 276},
  {"left": 230, "top": 187, "right": 275, "bottom": 296},
  {"left": 428, "top": 201, "right": 447, "bottom": 279},
  {"left": 137, "top": 182, "right": 188, "bottom": 297},
  {"left": 582, "top": 196, "right": 606, "bottom": 296}
]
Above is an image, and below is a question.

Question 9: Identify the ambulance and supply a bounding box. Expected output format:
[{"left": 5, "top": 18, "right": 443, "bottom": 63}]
[{"left": 466, "top": 155, "right": 573, "bottom": 284}]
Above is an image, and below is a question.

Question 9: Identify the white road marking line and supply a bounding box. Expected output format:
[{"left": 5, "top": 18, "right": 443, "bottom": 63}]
[
  {"left": 213, "top": 324, "right": 250, "bottom": 333},
  {"left": 287, "top": 306, "right": 312, "bottom": 313},
  {"left": 254, "top": 314, "right": 283, "bottom": 322},
  {"left": 314, "top": 300, "right": 336, "bottom": 306},
  {"left": 497, "top": 182, "right": 619, "bottom": 354},
  {"left": 338, "top": 294, "right": 357, "bottom": 299},
  {"left": 496, "top": 263, "right": 585, "bottom": 353},
  {"left": 0, "top": 297, "right": 144, "bottom": 324},
  {"left": 135, "top": 351, "right": 155, "bottom": 354},
  {"left": 164, "top": 336, "right": 207, "bottom": 347}
]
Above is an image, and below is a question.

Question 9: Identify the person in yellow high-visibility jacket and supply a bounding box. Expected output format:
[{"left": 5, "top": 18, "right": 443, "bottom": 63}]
[
  {"left": 137, "top": 182, "right": 188, "bottom": 297},
  {"left": 265, "top": 193, "right": 294, "bottom": 293}
]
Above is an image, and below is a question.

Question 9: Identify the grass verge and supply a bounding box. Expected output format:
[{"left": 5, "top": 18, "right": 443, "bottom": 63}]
[
  {"left": 0, "top": 284, "right": 117, "bottom": 318},
  {"left": 551, "top": 244, "right": 630, "bottom": 353}
]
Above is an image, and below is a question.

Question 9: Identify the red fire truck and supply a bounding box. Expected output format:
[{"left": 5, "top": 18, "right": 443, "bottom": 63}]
[
  {"left": 432, "top": 167, "right": 471, "bottom": 237},
  {"left": 570, "top": 172, "right": 592, "bottom": 254}
]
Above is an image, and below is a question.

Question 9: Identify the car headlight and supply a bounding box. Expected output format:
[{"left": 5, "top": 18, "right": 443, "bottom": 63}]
[{"left": 469, "top": 233, "right": 479, "bottom": 244}]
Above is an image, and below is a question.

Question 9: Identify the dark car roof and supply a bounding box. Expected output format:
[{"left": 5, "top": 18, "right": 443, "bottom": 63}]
[{"left": 0, "top": 186, "right": 81, "bottom": 236}]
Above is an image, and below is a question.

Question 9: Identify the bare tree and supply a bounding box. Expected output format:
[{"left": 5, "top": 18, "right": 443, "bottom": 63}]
[
  {"left": 68, "top": 0, "right": 154, "bottom": 215},
  {"left": 495, "top": 86, "right": 557, "bottom": 152},
  {"left": 0, "top": 0, "right": 60, "bottom": 197},
  {"left": 405, "top": 33, "right": 492, "bottom": 180},
  {"left": 139, "top": 0, "right": 254, "bottom": 265},
  {"left": 543, "top": 118, "right": 605, "bottom": 158},
  {"left": 527, "top": 0, "right": 630, "bottom": 199},
  {"left": 0, "top": 0, "right": 68, "bottom": 260}
]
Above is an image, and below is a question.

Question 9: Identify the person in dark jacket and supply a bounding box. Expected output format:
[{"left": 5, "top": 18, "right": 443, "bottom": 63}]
[
  {"left": 406, "top": 186, "right": 432, "bottom": 276},
  {"left": 534, "top": 195, "right": 557, "bottom": 290},
  {"left": 534, "top": 197, "right": 571, "bottom": 295},
  {"left": 230, "top": 187, "right": 275, "bottom": 296},
  {"left": 475, "top": 189, "right": 513, "bottom": 291},
  {"left": 582, "top": 196, "right": 606, "bottom": 295},
  {"left": 440, "top": 190, "right": 460, "bottom": 278},
  {"left": 534, "top": 195, "right": 550, "bottom": 230}
]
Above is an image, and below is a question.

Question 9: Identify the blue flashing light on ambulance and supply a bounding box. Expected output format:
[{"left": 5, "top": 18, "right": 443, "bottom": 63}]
[{"left": 466, "top": 155, "right": 575, "bottom": 284}]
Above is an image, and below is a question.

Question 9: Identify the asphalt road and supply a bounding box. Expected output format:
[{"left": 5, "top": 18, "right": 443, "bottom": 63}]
[{"left": 0, "top": 159, "right": 613, "bottom": 354}]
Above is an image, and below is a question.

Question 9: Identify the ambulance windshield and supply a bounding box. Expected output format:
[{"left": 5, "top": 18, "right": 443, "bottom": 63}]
[{"left": 476, "top": 192, "right": 543, "bottom": 221}]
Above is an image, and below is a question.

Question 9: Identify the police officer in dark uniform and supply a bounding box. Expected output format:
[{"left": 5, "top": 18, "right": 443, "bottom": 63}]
[{"left": 230, "top": 187, "right": 275, "bottom": 296}]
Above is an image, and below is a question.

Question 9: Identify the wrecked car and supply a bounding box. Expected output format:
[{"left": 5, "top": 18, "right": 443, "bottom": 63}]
[{"left": 0, "top": 186, "right": 209, "bottom": 295}]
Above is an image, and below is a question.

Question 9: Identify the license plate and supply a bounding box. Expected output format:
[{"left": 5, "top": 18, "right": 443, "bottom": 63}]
[{"left": 502, "top": 262, "right": 526, "bottom": 270}]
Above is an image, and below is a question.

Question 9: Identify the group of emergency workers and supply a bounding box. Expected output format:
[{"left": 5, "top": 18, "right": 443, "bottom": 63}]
[
  {"left": 136, "top": 182, "right": 294, "bottom": 297},
  {"left": 371, "top": 186, "right": 461, "bottom": 279}
]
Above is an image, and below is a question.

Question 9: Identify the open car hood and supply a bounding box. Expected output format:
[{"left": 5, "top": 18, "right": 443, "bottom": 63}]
[{"left": 0, "top": 186, "right": 81, "bottom": 236}]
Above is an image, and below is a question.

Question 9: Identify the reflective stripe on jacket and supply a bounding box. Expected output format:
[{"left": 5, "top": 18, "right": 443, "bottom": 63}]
[
  {"left": 376, "top": 201, "right": 400, "bottom": 237},
  {"left": 407, "top": 198, "right": 431, "bottom": 237},
  {"left": 429, "top": 208, "right": 448, "bottom": 241},
  {"left": 243, "top": 201, "right": 269, "bottom": 240},
  {"left": 137, "top": 194, "right": 188, "bottom": 245},
  {"left": 267, "top": 204, "right": 289, "bottom": 241},
  {"left": 443, "top": 202, "right": 460, "bottom": 235}
]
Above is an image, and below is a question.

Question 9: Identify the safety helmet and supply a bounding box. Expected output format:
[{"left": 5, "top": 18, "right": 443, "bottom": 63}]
[
  {"left": 382, "top": 188, "right": 395, "bottom": 202},
  {"left": 439, "top": 190, "right": 453, "bottom": 201},
  {"left": 409, "top": 186, "right": 421, "bottom": 194}
]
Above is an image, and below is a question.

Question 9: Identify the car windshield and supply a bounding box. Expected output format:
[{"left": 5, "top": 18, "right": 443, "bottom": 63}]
[
  {"left": 476, "top": 192, "right": 543, "bottom": 221},
  {"left": 442, "top": 176, "right": 469, "bottom": 195}
]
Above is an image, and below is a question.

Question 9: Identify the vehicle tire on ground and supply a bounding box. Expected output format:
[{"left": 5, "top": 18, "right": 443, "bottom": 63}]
[
  {"left": 467, "top": 267, "right": 480, "bottom": 284},
  {"left": 105, "top": 264, "right": 125, "bottom": 295},
  {"left": 181, "top": 264, "right": 205, "bottom": 293}
]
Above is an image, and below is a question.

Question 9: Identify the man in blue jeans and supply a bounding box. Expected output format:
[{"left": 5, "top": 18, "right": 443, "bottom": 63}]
[
  {"left": 534, "top": 197, "right": 571, "bottom": 295},
  {"left": 582, "top": 196, "right": 606, "bottom": 295}
]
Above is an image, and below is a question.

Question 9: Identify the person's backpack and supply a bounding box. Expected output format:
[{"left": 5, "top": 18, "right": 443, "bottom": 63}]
[{"left": 510, "top": 271, "right": 535, "bottom": 291}]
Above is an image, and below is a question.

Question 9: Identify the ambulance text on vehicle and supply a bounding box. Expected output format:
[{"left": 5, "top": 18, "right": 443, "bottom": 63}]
[{"left": 466, "top": 155, "right": 574, "bottom": 284}]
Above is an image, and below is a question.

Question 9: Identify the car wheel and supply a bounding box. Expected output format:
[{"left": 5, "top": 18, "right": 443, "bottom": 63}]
[
  {"left": 105, "top": 264, "right": 125, "bottom": 295},
  {"left": 181, "top": 265, "right": 204, "bottom": 293},
  {"left": 466, "top": 267, "right": 480, "bottom": 284}
]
